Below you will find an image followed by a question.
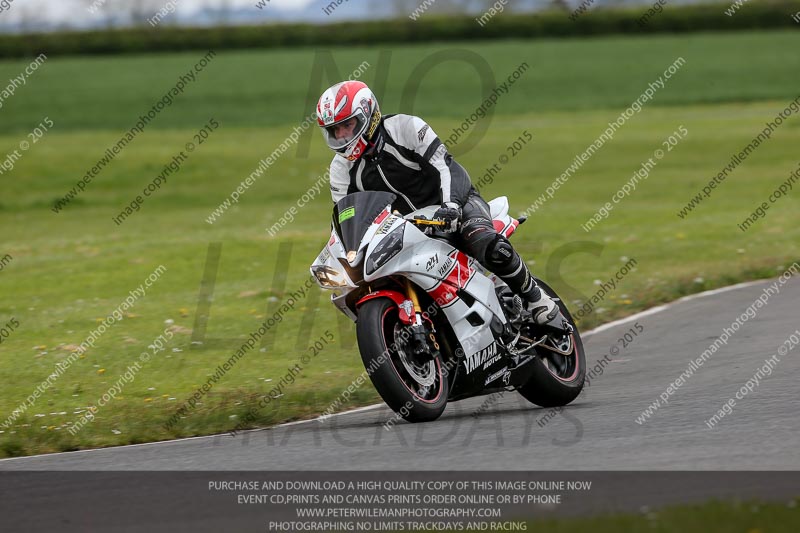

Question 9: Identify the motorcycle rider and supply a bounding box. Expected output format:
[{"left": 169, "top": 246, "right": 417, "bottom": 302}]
[{"left": 317, "top": 80, "right": 557, "bottom": 325}]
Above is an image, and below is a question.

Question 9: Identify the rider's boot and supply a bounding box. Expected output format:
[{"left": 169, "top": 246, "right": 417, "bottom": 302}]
[
  {"left": 519, "top": 278, "right": 558, "bottom": 325},
  {"left": 488, "top": 235, "right": 558, "bottom": 325}
]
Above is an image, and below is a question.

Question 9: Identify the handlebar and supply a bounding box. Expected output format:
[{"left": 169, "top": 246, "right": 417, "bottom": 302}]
[{"left": 408, "top": 217, "right": 447, "bottom": 227}]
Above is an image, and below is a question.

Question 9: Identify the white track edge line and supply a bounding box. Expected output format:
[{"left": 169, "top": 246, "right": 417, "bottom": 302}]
[{"left": 582, "top": 279, "right": 766, "bottom": 338}]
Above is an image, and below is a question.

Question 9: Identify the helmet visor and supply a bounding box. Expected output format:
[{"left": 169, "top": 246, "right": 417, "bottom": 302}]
[{"left": 322, "top": 110, "right": 369, "bottom": 152}]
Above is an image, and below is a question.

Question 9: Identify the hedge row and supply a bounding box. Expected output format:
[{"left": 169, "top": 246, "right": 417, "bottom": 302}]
[{"left": 1, "top": 1, "right": 799, "bottom": 58}]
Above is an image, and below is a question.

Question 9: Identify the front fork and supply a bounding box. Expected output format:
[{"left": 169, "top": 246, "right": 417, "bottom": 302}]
[{"left": 405, "top": 279, "right": 440, "bottom": 357}]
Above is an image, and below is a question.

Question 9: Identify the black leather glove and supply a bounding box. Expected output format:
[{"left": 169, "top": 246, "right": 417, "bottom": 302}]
[{"left": 432, "top": 202, "right": 461, "bottom": 233}]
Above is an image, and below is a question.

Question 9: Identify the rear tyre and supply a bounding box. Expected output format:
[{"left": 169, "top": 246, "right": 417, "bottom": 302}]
[
  {"left": 356, "top": 298, "right": 448, "bottom": 423},
  {"left": 517, "top": 281, "right": 586, "bottom": 408}
]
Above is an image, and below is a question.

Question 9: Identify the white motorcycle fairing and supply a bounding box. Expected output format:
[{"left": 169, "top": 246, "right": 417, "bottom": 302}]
[{"left": 311, "top": 196, "right": 521, "bottom": 364}]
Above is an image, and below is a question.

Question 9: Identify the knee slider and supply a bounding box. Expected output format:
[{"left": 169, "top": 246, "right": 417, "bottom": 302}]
[{"left": 486, "top": 234, "right": 517, "bottom": 273}]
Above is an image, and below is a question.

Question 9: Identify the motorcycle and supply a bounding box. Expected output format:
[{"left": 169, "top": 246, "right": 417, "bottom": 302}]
[{"left": 310, "top": 191, "right": 585, "bottom": 422}]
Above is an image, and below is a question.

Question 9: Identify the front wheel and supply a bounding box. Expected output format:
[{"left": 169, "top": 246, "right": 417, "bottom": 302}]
[
  {"left": 356, "top": 298, "right": 448, "bottom": 423},
  {"left": 517, "top": 281, "right": 586, "bottom": 408}
]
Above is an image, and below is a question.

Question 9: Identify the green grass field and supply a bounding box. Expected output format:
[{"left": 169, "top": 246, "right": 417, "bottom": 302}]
[{"left": 0, "top": 30, "right": 798, "bottom": 457}]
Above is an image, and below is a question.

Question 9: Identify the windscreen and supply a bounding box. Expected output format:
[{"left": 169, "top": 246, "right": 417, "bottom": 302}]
[{"left": 332, "top": 191, "right": 397, "bottom": 254}]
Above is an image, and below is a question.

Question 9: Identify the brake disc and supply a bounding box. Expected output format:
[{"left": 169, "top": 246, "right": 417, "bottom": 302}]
[{"left": 394, "top": 324, "right": 436, "bottom": 387}]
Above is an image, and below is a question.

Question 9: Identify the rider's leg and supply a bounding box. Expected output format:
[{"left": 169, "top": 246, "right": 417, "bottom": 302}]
[{"left": 457, "top": 189, "right": 557, "bottom": 325}]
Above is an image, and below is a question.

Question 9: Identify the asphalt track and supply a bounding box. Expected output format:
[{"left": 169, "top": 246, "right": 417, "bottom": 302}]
[
  {"left": 2, "top": 276, "right": 798, "bottom": 471},
  {"left": 2, "top": 277, "right": 799, "bottom": 532}
]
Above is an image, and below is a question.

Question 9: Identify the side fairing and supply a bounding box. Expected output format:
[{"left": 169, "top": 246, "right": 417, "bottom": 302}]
[{"left": 365, "top": 221, "right": 505, "bottom": 363}]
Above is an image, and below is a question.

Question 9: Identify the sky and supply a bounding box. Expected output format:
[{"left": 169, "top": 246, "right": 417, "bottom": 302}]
[
  {"left": 0, "top": 0, "right": 318, "bottom": 26},
  {"left": 0, "top": 0, "right": 710, "bottom": 32}
]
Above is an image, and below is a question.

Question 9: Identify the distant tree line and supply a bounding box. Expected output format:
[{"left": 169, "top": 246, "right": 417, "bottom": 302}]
[{"left": 0, "top": 1, "right": 797, "bottom": 59}]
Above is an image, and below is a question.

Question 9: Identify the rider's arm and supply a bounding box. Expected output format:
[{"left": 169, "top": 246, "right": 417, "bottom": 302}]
[
  {"left": 384, "top": 114, "right": 471, "bottom": 207},
  {"left": 329, "top": 155, "right": 350, "bottom": 203}
]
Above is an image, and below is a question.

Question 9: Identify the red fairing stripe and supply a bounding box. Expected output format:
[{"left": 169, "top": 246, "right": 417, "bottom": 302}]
[
  {"left": 450, "top": 251, "right": 474, "bottom": 286},
  {"left": 504, "top": 219, "right": 519, "bottom": 237},
  {"left": 429, "top": 282, "right": 458, "bottom": 307},
  {"left": 428, "top": 251, "right": 474, "bottom": 308},
  {"left": 374, "top": 209, "right": 389, "bottom": 225},
  {"left": 356, "top": 290, "right": 414, "bottom": 324},
  {"left": 492, "top": 218, "right": 519, "bottom": 237}
]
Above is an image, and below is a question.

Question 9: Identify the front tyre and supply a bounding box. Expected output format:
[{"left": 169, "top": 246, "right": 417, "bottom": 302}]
[
  {"left": 517, "top": 281, "right": 586, "bottom": 408},
  {"left": 356, "top": 298, "right": 448, "bottom": 423}
]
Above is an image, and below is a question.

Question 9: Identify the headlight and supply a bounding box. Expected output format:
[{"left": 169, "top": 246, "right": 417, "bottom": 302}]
[
  {"left": 365, "top": 226, "right": 404, "bottom": 276},
  {"left": 312, "top": 265, "right": 348, "bottom": 288}
]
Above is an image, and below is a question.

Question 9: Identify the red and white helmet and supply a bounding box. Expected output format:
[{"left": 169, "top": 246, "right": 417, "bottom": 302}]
[{"left": 317, "top": 80, "right": 381, "bottom": 162}]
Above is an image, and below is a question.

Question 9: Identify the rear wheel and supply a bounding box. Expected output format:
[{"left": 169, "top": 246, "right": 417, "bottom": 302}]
[
  {"left": 356, "top": 298, "right": 448, "bottom": 423},
  {"left": 517, "top": 281, "right": 586, "bottom": 407}
]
